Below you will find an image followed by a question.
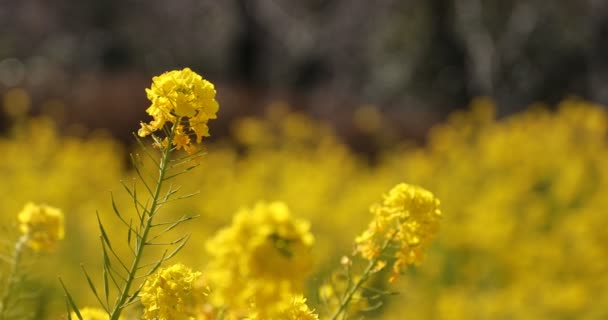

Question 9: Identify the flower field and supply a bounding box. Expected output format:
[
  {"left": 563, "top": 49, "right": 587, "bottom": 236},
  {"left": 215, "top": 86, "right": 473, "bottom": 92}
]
[{"left": 1, "top": 69, "right": 607, "bottom": 319}]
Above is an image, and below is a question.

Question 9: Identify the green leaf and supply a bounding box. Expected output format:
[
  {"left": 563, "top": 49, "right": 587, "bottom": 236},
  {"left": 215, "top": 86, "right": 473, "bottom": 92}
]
[
  {"left": 58, "top": 277, "right": 83, "bottom": 320},
  {"left": 103, "top": 262, "right": 110, "bottom": 306},
  {"left": 80, "top": 264, "right": 108, "bottom": 312}
]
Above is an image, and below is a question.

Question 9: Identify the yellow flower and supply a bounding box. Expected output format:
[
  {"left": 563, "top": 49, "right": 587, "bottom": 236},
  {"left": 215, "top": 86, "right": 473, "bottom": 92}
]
[
  {"left": 17, "top": 202, "right": 64, "bottom": 252},
  {"left": 205, "top": 201, "right": 314, "bottom": 316},
  {"left": 173, "top": 124, "right": 192, "bottom": 151},
  {"left": 355, "top": 183, "right": 441, "bottom": 282},
  {"left": 138, "top": 68, "right": 219, "bottom": 153},
  {"left": 244, "top": 295, "right": 318, "bottom": 320},
  {"left": 70, "top": 307, "right": 124, "bottom": 320},
  {"left": 139, "top": 263, "right": 208, "bottom": 320},
  {"left": 279, "top": 295, "right": 319, "bottom": 320}
]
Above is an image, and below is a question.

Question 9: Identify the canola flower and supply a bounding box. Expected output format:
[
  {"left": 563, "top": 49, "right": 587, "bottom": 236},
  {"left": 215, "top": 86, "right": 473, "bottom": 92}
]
[
  {"left": 277, "top": 295, "right": 318, "bottom": 320},
  {"left": 326, "top": 183, "right": 441, "bottom": 320},
  {"left": 61, "top": 68, "right": 219, "bottom": 320},
  {"left": 0, "top": 111, "right": 126, "bottom": 318},
  {"left": 139, "top": 264, "right": 207, "bottom": 320},
  {"left": 138, "top": 68, "right": 219, "bottom": 154},
  {"left": 0, "top": 203, "right": 64, "bottom": 319},
  {"left": 204, "top": 201, "right": 314, "bottom": 317},
  {"left": 375, "top": 99, "right": 608, "bottom": 319},
  {"left": 245, "top": 295, "right": 318, "bottom": 320},
  {"left": 355, "top": 183, "right": 442, "bottom": 282},
  {"left": 17, "top": 202, "right": 65, "bottom": 252}
]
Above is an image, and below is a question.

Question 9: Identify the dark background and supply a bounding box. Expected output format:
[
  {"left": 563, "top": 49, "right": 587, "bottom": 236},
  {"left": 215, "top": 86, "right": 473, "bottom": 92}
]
[{"left": 2, "top": 0, "right": 608, "bottom": 144}]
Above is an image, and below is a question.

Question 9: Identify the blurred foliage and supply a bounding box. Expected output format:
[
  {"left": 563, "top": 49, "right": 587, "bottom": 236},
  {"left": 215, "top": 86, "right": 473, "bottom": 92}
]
[
  {"left": 1, "top": 90, "right": 608, "bottom": 318},
  {"left": 3, "top": 0, "right": 608, "bottom": 140}
]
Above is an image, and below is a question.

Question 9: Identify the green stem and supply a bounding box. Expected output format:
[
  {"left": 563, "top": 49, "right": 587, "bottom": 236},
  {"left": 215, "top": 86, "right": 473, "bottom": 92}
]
[
  {"left": 109, "top": 124, "right": 176, "bottom": 320},
  {"left": 329, "top": 238, "right": 393, "bottom": 320},
  {"left": 0, "top": 236, "right": 27, "bottom": 320}
]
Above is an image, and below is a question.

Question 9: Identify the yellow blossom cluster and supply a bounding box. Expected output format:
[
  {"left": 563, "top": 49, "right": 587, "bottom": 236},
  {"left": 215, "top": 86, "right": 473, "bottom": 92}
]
[
  {"left": 139, "top": 263, "right": 208, "bottom": 320},
  {"left": 377, "top": 98, "right": 608, "bottom": 319},
  {"left": 0, "top": 112, "right": 126, "bottom": 317},
  {"left": 276, "top": 295, "right": 318, "bottom": 320},
  {"left": 173, "top": 105, "right": 380, "bottom": 268},
  {"left": 17, "top": 202, "right": 64, "bottom": 252},
  {"left": 138, "top": 68, "right": 219, "bottom": 153},
  {"left": 245, "top": 295, "right": 318, "bottom": 320},
  {"left": 355, "top": 183, "right": 441, "bottom": 282},
  {"left": 204, "top": 201, "right": 314, "bottom": 317}
]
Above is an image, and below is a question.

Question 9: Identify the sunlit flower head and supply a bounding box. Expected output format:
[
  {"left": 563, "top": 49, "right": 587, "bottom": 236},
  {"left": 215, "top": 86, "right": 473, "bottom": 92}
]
[
  {"left": 17, "top": 202, "right": 64, "bottom": 252},
  {"left": 139, "top": 263, "right": 208, "bottom": 320},
  {"left": 355, "top": 183, "right": 441, "bottom": 282},
  {"left": 138, "top": 68, "right": 219, "bottom": 153}
]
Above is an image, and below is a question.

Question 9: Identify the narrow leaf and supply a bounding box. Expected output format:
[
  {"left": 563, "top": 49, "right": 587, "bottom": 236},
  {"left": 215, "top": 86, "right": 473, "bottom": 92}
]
[
  {"left": 102, "top": 262, "right": 110, "bottom": 305},
  {"left": 97, "top": 216, "right": 129, "bottom": 272},
  {"left": 80, "top": 264, "right": 108, "bottom": 312},
  {"left": 164, "top": 234, "right": 191, "bottom": 260},
  {"left": 130, "top": 154, "right": 154, "bottom": 195},
  {"left": 101, "top": 241, "right": 121, "bottom": 291},
  {"left": 163, "top": 163, "right": 200, "bottom": 180},
  {"left": 58, "top": 277, "right": 83, "bottom": 320},
  {"left": 133, "top": 134, "right": 160, "bottom": 167},
  {"left": 127, "top": 219, "right": 133, "bottom": 247},
  {"left": 139, "top": 250, "right": 167, "bottom": 278}
]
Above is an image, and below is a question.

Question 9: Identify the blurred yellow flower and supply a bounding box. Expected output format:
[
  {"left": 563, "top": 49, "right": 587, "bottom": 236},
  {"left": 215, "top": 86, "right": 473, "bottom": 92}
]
[
  {"left": 70, "top": 307, "right": 124, "bottom": 320},
  {"left": 246, "top": 295, "right": 318, "bottom": 320},
  {"left": 205, "top": 201, "right": 314, "bottom": 316},
  {"left": 138, "top": 68, "right": 219, "bottom": 152},
  {"left": 279, "top": 295, "right": 318, "bottom": 320},
  {"left": 139, "top": 263, "right": 208, "bottom": 320},
  {"left": 17, "top": 202, "right": 64, "bottom": 252},
  {"left": 355, "top": 183, "right": 441, "bottom": 282}
]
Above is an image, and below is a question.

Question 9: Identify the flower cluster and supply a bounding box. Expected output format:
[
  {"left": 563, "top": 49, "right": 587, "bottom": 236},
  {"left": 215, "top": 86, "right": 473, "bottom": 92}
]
[
  {"left": 277, "top": 295, "right": 318, "bottom": 320},
  {"left": 139, "top": 263, "right": 208, "bottom": 320},
  {"left": 17, "top": 202, "right": 64, "bottom": 252},
  {"left": 355, "top": 183, "right": 441, "bottom": 282},
  {"left": 204, "top": 201, "right": 314, "bottom": 316},
  {"left": 245, "top": 295, "right": 318, "bottom": 320},
  {"left": 138, "top": 68, "right": 219, "bottom": 153}
]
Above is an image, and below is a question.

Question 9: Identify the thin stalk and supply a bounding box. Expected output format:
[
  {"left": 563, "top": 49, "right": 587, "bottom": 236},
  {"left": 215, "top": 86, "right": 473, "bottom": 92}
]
[
  {"left": 108, "top": 124, "right": 176, "bottom": 320},
  {"left": 329, "top": 238, "right": 393, "bottom": 320},
  {"left": 0, "top": 236, "right": 27, "bottom": 320}
]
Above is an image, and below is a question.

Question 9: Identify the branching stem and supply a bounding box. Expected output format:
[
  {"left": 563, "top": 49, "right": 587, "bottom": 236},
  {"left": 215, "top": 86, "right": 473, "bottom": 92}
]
[
  {"left": 108, "top": 124, "right": 176, "bottom": 320},
  {"left": 329, "top": 237, "right": 393, "bottom": 320}
]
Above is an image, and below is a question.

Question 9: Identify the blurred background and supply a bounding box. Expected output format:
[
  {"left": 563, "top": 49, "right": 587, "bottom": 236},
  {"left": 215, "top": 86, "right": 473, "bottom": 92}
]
[{"left": 3, "top": 0, "right": 608, "bottom": 145}]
